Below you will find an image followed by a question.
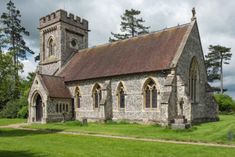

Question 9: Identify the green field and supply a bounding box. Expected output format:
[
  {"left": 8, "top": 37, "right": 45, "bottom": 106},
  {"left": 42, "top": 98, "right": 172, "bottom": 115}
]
[
  {"left": 26, "top": 115, "right": 235, "bottom": 144},
  {"left": 1, "top": 115, "right": 235, "bottom": 156},
  {"left": 0, "top": 118, "right": 26, "bottom": 126},
  {"left": 0, "top": 128, "right": 235, "bottom": 157}
]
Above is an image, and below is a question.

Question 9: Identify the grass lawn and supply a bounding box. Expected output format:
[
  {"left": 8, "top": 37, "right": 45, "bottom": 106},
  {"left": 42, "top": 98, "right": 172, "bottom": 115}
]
[
  {"left": 0, "top": 128, "right": 235, "bottom": 157},
  {"left": 0, "top": 118, "right": 26, "bottom": 126},
  {"left": 26, "top": 115, "right": 235, "bottom": 144}
]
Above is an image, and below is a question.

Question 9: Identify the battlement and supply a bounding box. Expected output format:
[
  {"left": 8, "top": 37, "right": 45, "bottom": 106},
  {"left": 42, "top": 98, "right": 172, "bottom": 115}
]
[{"left": 39, "top": 9, "right": 88, "bottom": 30}]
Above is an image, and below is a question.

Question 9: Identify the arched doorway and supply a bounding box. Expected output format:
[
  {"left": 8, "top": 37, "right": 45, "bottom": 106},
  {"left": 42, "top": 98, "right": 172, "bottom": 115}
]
[{"left": 35, "top": 94, "right": 43, "bottom": 122}]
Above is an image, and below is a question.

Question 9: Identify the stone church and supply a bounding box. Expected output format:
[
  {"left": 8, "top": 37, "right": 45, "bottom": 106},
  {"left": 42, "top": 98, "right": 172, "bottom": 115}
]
[{"left": 28, "top": 9, "right": 218, "bottom": 127}]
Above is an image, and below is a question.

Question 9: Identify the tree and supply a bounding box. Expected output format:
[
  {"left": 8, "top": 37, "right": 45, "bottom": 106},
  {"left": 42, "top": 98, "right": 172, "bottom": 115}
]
[
  {"left": 0, "top": 28, "right": 4, "bottom": 52},
  {"left": 0, "top": 71, "right": 34, "bottom": 118},
  {"left": 109, "top": 9, "right": 150, "bottom": 42},
  {"left": 0, "top": 27, "right": 7, "bottom": 53},
  {"left": 205, "top": 45, "right": 232, "bottom": 94},
  {"left": 214, "top": 94, "right": 235, "bottom": 113},
  {"left": 0, "top": 0, "right": 34, "bottom": 65},
  {"left": 1, "top": 0, "right": 34, "bottom": 98},
  {"left": 0, "top": 52, "right": 22, "bottom": 109}
]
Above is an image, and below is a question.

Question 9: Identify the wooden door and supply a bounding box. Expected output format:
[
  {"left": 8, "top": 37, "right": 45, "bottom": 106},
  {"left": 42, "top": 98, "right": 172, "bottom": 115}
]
[{"left": 36, "top": 95, "right": 43, "bottom": 121}]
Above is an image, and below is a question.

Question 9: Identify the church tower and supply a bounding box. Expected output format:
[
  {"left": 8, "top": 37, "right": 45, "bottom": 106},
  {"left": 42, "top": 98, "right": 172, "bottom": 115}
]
[{"left": 38, "top": 9, "right": 89, "bottom": 75}]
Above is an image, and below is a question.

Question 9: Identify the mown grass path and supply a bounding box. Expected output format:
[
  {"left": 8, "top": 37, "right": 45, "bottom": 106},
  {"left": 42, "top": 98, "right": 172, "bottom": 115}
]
[
  {"left": 1, "top": 121, "right": 235, "bottom": 148},
  {"left": 24, "top": 115, "right": 235, "bottom": 145}
]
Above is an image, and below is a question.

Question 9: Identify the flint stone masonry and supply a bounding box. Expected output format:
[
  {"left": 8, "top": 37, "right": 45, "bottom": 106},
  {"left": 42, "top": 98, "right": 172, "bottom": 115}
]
[
  {"left": 66, "top": 72, "right": 169, "bottom": 124},
  {"left": 38, "top": 9, "right": 88, "bottom": 75},
  {"left": 175, "top": 21, "right": 218, "bottom": 123},
  {"left": 28, "top": 75, "right": 72, "bottom": 123}
]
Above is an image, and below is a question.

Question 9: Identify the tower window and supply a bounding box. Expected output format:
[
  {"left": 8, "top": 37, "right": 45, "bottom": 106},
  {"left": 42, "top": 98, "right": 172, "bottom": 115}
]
[
  {"left": 71, "top": 39, "right": 77, "bottom": 48},
  {"left": 48, "top": 38, "right": 54, "bottom": 56}
]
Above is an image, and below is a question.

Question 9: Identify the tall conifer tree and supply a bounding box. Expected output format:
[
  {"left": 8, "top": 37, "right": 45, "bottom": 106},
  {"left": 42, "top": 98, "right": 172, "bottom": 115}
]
[
  {"left": 109, "top": 9, "right": 150, "bottom": 42},
  {"left": 205, "top": 45, "right": 232, "bottom": 93},
  {"left": 0, "top": 0, "right": 34, "bottom": 98},
  {"left": 0, "top": 0, "right": 34, "bottom": 65}
]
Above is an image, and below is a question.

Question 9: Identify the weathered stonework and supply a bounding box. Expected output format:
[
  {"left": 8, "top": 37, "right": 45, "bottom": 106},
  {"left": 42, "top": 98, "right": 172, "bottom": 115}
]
[
  {"left": 65, "top": 72, "right": 172, "bottom": 124},
  {"left": 38, "top": 9, "right": 89, "bottom": 75},
  {"left": 28, "top": 75, "right": 48, "bottom": 123},
  {"left": 175, "top": 21, "right": 219, "bottom": 123},
  {"left": 28, "top": 75, "right": 72, "bottom": 123}
]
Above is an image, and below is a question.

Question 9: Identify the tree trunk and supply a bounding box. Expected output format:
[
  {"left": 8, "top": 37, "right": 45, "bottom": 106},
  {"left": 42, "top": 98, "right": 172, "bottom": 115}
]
[
  {"left": 131, "top": 16, "right": 135, "bottom": 37},
  {"left": 220, "top": 58, "right": 223, "bottom": 94}
]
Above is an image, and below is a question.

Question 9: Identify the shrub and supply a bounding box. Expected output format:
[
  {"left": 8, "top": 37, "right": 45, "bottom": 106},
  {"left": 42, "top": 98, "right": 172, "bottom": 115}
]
[
  {"left": 0, "top": 95, "right": 28, "bottom": 118},
  {"left": 214, "top": 94, "right": 235, "bottom": 113},
  {"left": 0, "top": 100, "right": 21, "bottom": 118},
  {"left": 17, "top": 105, "right": 28, "bottom": 118}
]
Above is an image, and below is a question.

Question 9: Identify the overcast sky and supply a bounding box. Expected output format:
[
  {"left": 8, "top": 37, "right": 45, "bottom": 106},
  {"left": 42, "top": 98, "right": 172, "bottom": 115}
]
[{"left": 0, "top": 0, "right": 235, "bottom": 98}]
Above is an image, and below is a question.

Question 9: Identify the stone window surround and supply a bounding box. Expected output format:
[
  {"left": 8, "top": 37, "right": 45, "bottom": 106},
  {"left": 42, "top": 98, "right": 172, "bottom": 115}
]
[
  {"left": 47, "top": 36, "right": 56, "bottom": 57},
  {"left": 189, "top": 57, "right": 199, "bottom": 104},
  {"left": 92, "top": 83, "right": 102, "bottom": 110},
  {"left": 74, "top": 87, "right": 81, "bottom": 109},
  {"left": 56, "top": 103, "right": 69, "bottom": 113},
  {"left": 72, "top": 77, "right": 162, "bottom": 112},
  {"left": 142, "top": 78, "right": 160, "bottom": 111},
  {"left": 116, "top": 82, "right": 126, "bottom": 111}
]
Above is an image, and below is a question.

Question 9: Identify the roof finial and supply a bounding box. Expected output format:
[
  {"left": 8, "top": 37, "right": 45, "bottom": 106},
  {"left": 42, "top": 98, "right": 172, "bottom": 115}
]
[{"left": 191, "top": 7, "right": 196, "bottom": 21}]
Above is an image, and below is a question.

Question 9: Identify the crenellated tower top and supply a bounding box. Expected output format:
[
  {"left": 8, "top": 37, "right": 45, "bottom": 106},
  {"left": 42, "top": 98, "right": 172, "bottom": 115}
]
[
  {"left": 38, "top": 9, "right": 89, "bottom": 76},
  {"left": 39, "top": 9, "right": 88, "bottom": 31}
]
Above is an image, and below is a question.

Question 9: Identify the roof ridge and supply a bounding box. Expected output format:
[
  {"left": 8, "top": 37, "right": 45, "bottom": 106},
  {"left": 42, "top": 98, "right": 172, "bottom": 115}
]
[
  {"left": 77, "top": 22, "right": 191, "bottom": 53},
  {"left": 170, "top": 20, "right": 195, "bottom": 68}
]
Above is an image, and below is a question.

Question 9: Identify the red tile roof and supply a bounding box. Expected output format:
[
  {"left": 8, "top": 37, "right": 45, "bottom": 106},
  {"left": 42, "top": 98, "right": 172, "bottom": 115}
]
[
  {"left": 41, "top": 75, "right": 71, "bottom": 98},
  {"left": 59, "top": 24, "right": 190, "bottom": 82}
]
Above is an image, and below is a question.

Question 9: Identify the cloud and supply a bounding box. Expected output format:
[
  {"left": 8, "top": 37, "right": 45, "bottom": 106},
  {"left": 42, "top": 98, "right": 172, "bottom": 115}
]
[
  {"left": 20, "top": 58, "right": 37, "bottom": 78},
  {"left": 1, "top": 0, "right": 235, "bottom": 98}
]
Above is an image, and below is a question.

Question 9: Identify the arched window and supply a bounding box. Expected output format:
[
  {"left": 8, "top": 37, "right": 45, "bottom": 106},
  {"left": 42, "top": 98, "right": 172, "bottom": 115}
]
[
  {"left": 56, "top": 104, "right": 59, "bottom": 113},
  {"left": 75, "top": 87, "right": 81, "bottom": 108},
  {"left": 189, "top": 57, "right": 199, "bottom": 103},
  {"left": 117, "top": 82, "right": 125, "bottom": 109},
  {"left": 48, "top": 38, "right": 54, "bottom": 56},
  {"left": 59, "top": 104, "right": 62, "bottom": 113},
  {"left": 66, "top": 104, "right": 68, "bottom": 112},
  {"left": 143, "top": 78, "right": 158, "bottom": 108},
  {"left": 92, "top": 84, "right": 102, "bottom": 108},
  {"left": 63, "top": 104, "right": 65, "bottom": 111},
  {"left": 152, "top": 86, "right": 158, "bottom": 108}
]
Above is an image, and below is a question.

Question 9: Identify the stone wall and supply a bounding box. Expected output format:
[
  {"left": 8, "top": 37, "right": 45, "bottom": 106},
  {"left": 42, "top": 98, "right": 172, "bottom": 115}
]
[
  {"left": 176, "top": 21, "right": 218, "bottom": 123},
  {"left": 66, "top": 72, "right": 173, "bottom": 124},
  {"left": 28, "top": 74, "right": 73, "bottom": 123},
  {"left": 46, "top": 98, "right": 72, "bottom": 122},
  {"left": 38, "top": 9, "right": 88, "bottom": 75},
  {"left": 28, "top": 75, "right": 48, "bottom": 123}
]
